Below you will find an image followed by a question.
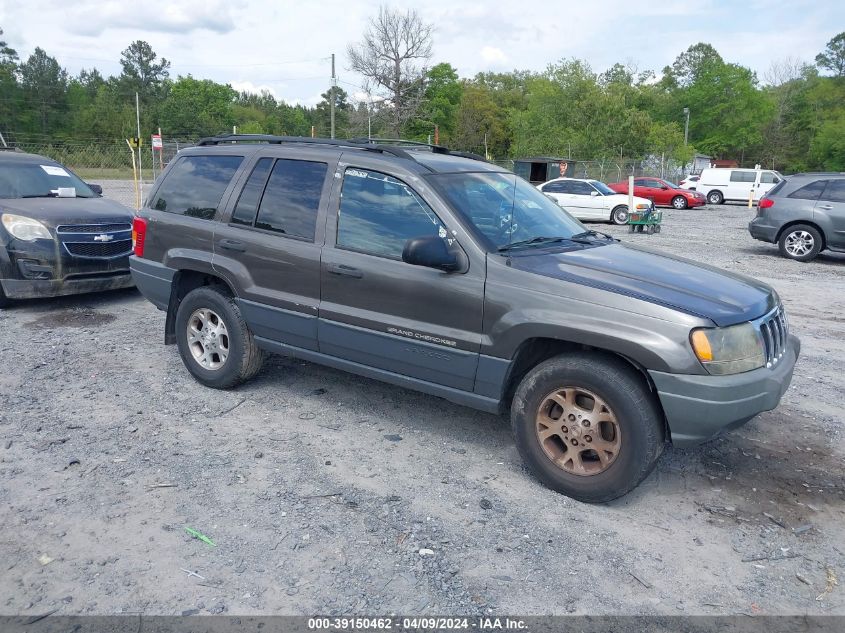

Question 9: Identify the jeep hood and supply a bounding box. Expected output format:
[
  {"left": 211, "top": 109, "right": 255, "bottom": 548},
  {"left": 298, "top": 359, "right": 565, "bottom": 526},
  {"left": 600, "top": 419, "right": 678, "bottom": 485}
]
[
  {"left": 0, "top": 197, "right": 134, "bottom": 228},
  {"left": 505, "top": 242, "right": 775, "bottom": 326}
]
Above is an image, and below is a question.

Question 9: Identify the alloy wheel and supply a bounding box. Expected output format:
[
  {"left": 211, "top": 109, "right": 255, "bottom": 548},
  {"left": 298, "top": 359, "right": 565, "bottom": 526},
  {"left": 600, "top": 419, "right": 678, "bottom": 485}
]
[
  {"left": 187, "top": 308, "right": 230, "bottom": 370},
  {"left": 784, "top": 230, "right": 815, "bottom": 257},
  {"left": 535, "top": 387, "right": 622, "bottom": 476}
]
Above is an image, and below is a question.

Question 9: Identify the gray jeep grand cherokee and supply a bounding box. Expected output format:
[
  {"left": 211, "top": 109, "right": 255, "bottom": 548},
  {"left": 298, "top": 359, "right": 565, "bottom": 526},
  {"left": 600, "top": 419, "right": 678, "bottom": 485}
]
[{"left": 130, "top": 135, "right": 800, "bottom": 502}]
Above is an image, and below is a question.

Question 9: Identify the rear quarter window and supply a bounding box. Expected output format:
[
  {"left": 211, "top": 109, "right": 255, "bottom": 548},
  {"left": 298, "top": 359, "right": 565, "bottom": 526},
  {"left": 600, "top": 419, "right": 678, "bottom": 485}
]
[
  {"left": 788, "top": 180, "right": 829, "bottom": 201},
  {"left": 821, "top": 180, "right": 845, "bottom": 203},
  {"left": 152, "top": 155, "right": 243, "bottom": 219}
]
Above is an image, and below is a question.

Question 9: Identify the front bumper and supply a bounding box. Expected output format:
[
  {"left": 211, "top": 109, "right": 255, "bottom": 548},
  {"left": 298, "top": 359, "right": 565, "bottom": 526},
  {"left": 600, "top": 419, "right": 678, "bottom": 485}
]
[
  {"left": 1, "top": 274, "right": 134, "bottom": 299},
  {"left": 1, "top": 227, "right": 133, "bottom": 300},
  {"left": 649, "top": 334, "right": 800, "bottom": 447}
]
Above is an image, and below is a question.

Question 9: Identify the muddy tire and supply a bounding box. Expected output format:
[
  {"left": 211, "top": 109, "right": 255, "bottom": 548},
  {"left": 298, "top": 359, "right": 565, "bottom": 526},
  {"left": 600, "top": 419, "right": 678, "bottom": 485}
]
[
  {"left": 175, "top": 286, "right": 264, "bottom": 389},
  {"left": 511, "top": 353, "right": 665, "bottom": 503}
]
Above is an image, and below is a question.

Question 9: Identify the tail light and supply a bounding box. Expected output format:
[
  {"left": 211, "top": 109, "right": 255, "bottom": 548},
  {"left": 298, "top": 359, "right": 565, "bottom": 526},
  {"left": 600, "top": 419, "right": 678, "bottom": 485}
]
[
  {"left": 132, "top": 216, "right": 147, "bottom": 256},
  {"left": 759, "top": 198, "right": 774, "bottom": 209}
]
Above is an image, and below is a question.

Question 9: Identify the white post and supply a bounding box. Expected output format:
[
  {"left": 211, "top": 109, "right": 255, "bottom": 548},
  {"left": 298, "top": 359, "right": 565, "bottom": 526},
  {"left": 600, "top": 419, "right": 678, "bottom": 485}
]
[{"left": 628, "top": 175, "right": 635, "bottom": 222}]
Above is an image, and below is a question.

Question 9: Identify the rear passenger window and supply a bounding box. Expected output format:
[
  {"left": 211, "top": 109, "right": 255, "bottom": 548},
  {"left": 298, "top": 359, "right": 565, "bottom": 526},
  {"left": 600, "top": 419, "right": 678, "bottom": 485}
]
[
  {"left": 730, "top": 171, "right": 756, "bottom": 183},
  {"left": 788, "top": 180, "right": 828, "bottom": 200},
  {"left": 822, "top": 180, "right": 845, "bottom": 203},
  {"left": 542, "top": 181, "right": 566, "bottom": 193},
  {"left": 254, "top": 159, "right": 327, "bottom": 239},
  {"left": 337, "top": 168, "right": 443, "bottom": 259},
  {"left": 231, "top": 158, "right": 273, "bottom": 226},
  {"left": 152, "top": 155, "right": 243, "bottom": 219}
]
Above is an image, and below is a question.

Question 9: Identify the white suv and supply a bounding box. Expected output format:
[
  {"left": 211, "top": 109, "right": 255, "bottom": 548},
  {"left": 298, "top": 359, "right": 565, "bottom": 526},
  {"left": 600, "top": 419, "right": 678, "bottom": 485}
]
[{"left": 538, "top": 177, "right": 654, "bottom": 225}]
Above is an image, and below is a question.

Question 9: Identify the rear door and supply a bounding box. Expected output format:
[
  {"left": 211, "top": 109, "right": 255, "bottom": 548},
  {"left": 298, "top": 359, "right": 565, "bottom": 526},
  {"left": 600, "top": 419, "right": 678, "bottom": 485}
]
[
  {"left": 144, "top": 152, "right": 244, "bottom": 269},
  {"left": 212, "top": 149, "right": 337, "bottom": 351},
  {"left": 817, "top": 180, "right": 845, "bottom": 249},
  {"left": 318, "top": 157, "right": 484, "bottom": 391}
]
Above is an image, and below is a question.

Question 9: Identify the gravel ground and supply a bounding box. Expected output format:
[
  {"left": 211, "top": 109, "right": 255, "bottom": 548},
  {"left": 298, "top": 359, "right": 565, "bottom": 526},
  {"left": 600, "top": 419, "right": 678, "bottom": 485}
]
[{"left": 1, "top": 194, "right": 843, "bottom": 617}]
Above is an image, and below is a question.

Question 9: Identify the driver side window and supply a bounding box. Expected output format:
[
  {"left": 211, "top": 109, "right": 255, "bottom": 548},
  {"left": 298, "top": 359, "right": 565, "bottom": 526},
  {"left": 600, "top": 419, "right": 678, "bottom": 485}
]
[{"left": 337, "top": 168, "right": 445, "bottom": 260}]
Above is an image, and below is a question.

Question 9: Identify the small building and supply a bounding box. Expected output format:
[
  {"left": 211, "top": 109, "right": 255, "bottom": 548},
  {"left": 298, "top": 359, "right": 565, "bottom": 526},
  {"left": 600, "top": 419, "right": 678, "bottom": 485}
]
[
  {"left": 688, "top": 153, "right": 711, "bottom": 174},
  {"left": 710, "top": 158, "right": 739, "bottom": 169},
  {"left": 513, "top": 157, "right": 576, "bottom": 184}
]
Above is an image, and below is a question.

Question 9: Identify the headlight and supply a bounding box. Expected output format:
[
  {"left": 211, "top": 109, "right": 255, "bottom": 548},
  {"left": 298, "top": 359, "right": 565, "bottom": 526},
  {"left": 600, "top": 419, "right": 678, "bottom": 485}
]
[
  {"left": 635, "top": 203, "right": 651, "bottom": 210},
  {"left": 1, "top": 213, "right": 51, "bottom": 241},
  {"left": 690, "top": 322, "right": 765, "bottom": 375}
]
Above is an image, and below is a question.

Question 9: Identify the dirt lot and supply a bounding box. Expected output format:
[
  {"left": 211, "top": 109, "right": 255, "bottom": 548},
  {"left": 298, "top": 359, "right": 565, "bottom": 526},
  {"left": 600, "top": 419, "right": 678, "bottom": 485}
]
[{"left": 1, "top": 199, "right": 843, "bottom": 617}]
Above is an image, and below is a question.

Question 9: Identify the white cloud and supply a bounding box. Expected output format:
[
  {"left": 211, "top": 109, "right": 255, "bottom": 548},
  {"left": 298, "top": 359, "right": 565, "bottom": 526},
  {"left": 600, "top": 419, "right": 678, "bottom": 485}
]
[
  {"left": 228, "top": 81, "right": 279, "bottom": 99},
  {"left": 481, "top": 46, "right": 507, "bottom": 64}
]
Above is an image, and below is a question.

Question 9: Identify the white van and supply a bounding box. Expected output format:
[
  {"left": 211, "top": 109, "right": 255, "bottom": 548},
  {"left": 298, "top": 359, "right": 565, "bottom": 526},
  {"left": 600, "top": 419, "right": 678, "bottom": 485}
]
[{"left": 696, "top": 168, "right": 784, "bottom": 205}]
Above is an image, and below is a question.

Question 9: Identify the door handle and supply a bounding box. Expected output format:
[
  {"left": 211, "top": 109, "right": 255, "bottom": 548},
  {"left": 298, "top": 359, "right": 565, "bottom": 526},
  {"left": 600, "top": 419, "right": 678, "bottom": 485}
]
[
  {"left": 819, "top": 204, "right": 833, "bottom": 210},
  {"left": 327, "top": 263, "right": 363, "bottom": 278},
  {"left": 217, "top": 238, "right": 246, "bottom": 252}
]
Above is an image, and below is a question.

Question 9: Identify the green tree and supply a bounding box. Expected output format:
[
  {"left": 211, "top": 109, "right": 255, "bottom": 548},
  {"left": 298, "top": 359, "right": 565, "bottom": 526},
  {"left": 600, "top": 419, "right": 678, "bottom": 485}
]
[
  {"left": 406, "top": 62, "right": 462, "bottom": 142},
  {"left": 118, "top": 40, "right": 171, "bottom": 100},
  {"left": 815, "top": 32, "right": 845, "bottom": 77},
  {"left": 314, "top": 86, "right": 351, "bottom": 137},
  {"left": 0, "top": 27, "right": 22, "bottom": 139},
  {"left": 453, "top": 85, "right": 508, "bottom": 157},
  {"left": 19, "top": 47, "right": 68, "bottom": 134},
  {"left": 160, "top": 76, "right": 235, "bottom": 137}
]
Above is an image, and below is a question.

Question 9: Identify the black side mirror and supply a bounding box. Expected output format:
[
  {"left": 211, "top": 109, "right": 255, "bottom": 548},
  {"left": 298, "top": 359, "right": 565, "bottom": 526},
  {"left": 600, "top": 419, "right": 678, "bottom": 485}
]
[
  {"left": 87, "top": 183, "right": 103, "bottom": 195},
  {"left": 660, "top": 185, "right": 669, "bottom": 190},
  {"left": 402, "top": 235, "right": 460, "bottom": 272}
]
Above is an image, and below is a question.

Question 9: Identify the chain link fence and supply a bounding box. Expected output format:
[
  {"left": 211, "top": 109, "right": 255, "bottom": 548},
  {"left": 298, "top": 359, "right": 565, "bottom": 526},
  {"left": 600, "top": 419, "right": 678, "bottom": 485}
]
[{"left": 492, "top": 156, "right": 689, "bottom": 184}]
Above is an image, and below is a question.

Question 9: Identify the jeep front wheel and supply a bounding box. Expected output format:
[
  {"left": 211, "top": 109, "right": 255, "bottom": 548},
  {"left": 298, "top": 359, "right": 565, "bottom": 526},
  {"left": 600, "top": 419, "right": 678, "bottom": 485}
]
[
  {"left": 175, "top": 286, "right": 264, "bottom": 389},
  {"left": 511, "top": 353, "right": 664, "bottom": 503}
]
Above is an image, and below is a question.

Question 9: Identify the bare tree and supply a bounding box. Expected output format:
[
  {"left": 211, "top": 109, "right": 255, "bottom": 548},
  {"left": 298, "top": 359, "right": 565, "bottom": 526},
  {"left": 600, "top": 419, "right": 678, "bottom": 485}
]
[
  {"left": 347, "top": 6, "right": 433, "bottom": 136},
  {"left": 764, "top": 56, "right": 808, "bottom": 87}
]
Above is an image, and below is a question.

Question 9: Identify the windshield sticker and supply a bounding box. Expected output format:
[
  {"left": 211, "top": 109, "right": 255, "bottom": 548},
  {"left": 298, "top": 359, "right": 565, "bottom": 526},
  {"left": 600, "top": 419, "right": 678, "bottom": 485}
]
[
  {"left": 346, "top": 169, "right": 368, "bottom": 178},
  {"left": 40, "top": 165, "right": 70, "bottom": 177},
  {"left": 438, "top": 226, "right": 447, "bottom": 239}
]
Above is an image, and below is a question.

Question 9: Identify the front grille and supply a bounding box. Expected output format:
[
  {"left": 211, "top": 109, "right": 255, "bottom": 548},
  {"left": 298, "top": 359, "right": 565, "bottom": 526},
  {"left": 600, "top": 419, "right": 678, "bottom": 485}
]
[
  {"left": 57, "top": 223, "right": 132, "bottom": 234},
  {"left": 64, "top": 240, "right": 132, "bottom": 258},
  {"left": 756, "top": 306, "right": 788, "bottom": 368}
]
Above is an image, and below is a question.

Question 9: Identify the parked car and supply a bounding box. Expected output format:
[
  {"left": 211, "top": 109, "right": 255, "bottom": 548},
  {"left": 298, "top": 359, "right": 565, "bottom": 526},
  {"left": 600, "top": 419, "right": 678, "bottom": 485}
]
[
  {"left": 695, "top": 168, "right": 784, "bottom": 205},
  {"left": 0, "top": 149, "right": 135, "bottom": 308},
  {"left": 749, "top": 172, "right": 845, "bottom": 262},
  {"left": 678, "top": 175, "right": 700, "bottom": 190},
  {"left": 606, "top": 177, "right": 706, "bottom": 209},
  {"left": 537, "top": 177, "right": 654, "bottom": 224},
  {"left": 130, "top": 134, "right": 799, "bottom": 503}
]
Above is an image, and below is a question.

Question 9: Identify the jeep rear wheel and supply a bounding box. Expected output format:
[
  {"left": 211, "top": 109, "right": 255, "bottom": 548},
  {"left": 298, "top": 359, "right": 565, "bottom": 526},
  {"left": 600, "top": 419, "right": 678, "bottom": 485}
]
[
  {"left": 175, "top": 286, "right": 264, "bottom": 389},
  {"left": 511, "top": 353, "right": 664, "bottom": 503}
]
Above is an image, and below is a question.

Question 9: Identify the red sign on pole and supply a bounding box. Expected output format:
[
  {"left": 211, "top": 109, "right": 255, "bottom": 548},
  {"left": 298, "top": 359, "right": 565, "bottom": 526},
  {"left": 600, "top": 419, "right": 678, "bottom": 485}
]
[{"left": 151, "top": 134, "right": 163, "bottom": 151}]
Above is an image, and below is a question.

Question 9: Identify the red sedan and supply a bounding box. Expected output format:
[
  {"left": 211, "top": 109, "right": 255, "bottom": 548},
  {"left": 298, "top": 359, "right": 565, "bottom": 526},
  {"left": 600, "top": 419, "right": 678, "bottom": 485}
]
[{"left": 607, "top": 177, "right": 707, "bottom": 209}]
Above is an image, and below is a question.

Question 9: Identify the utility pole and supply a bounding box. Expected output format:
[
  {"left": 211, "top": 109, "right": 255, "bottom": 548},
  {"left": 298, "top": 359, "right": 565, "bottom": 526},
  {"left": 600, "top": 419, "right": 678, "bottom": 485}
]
[
  {"left": 330, "top": 53, "right": 336, "bottom": 139},
  {"left": 683, "top": 107, "right": 690, "bottom": 146},
  {"left": 135, "top": 92, "right": 142, "bottom": 198}
]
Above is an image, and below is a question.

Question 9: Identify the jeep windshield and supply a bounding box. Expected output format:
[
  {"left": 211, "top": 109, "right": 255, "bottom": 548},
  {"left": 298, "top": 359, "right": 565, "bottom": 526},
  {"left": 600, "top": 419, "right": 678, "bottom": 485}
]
[
  {"left": 430, "top": 172, "right": 597, "bottom": 251},
  {"left": 0, "top": 161, "right": 96, "bottom": 199}
]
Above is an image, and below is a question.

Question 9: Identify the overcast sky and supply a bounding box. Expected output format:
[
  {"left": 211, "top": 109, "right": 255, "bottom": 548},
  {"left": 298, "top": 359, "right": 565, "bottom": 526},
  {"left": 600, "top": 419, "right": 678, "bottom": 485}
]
[{"left": 1, "top": 0, "right": 843, "bottom": 107}]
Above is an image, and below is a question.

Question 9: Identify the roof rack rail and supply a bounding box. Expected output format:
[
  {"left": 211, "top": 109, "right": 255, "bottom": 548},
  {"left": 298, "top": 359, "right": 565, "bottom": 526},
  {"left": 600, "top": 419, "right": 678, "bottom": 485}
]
[
  {"left": 0, "top": 146, "right": 23, "bottom": 152},
  {"left": 348, "top": 137, "right": 451, "bottom": 155},
  {"left": 195, "top": 133, "right": 417, "bottom": 161}
]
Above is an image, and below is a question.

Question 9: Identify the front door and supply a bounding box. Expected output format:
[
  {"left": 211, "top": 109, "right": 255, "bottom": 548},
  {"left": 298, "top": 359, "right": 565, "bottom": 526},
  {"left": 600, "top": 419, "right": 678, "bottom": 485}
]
[
  {"left": 213, "top": 150, "right": 336, "bottom": 351},
  {"left": 319, "top": 160, "right": 484, "bottom": 391},
  {"left": 817, "top": 180, "right": 845, "bottom": 249}
]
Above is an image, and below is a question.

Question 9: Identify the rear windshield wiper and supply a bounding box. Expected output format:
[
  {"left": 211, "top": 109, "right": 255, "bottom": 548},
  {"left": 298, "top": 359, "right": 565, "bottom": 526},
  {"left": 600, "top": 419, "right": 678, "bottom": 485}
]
[
  {"left": 498, "top": 236, "right": 573, "bottom": 252},
  {"left": 20, "top": 192, "right": 59, "bottom": 198}
]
